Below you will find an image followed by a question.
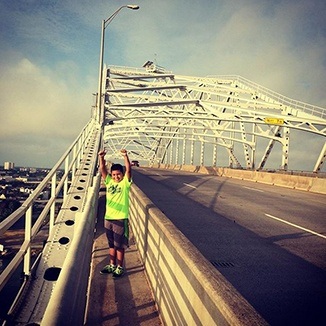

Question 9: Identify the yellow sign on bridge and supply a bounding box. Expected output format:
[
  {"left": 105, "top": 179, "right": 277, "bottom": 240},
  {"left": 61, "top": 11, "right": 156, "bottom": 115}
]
[{"left": 264, "top": 117, "right": 284, "bottom": 125}]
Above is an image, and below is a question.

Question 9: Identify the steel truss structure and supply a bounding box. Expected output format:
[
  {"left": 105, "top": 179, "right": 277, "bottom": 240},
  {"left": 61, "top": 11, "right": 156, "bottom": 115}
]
[{"left": 102, "top": 63, "right": 326, "bottom": 172}]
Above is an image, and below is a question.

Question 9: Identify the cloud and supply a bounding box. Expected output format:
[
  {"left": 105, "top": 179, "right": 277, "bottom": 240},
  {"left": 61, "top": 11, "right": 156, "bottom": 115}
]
[
  {"left": 0, "top": 56, "right": 93, "bottom": 167},
  {"left": 125, "top": 0, "right": 326, "bottom": 107}
]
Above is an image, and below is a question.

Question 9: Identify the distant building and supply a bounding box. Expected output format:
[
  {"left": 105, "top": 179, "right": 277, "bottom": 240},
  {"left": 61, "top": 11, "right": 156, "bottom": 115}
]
[
  {"left": 16, "top": 177, "right": 28, "bottom": 182},
  {"left": 4, "top": 162, "right": 14, "bottom": 170},
  {"left": 19, "top": 187, "right": 33, "bottom": 194}
]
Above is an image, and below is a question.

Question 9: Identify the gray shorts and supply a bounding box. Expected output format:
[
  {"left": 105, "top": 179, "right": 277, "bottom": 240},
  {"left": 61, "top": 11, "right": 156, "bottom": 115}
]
[{"left": 104, "top": 219, "right": 129, "bottom": 249}]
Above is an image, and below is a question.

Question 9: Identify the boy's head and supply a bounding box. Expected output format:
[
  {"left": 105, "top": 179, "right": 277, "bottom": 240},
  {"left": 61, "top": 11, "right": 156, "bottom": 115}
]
[{"left": 110, "top": 164, "right": 124, "bottom": 183}]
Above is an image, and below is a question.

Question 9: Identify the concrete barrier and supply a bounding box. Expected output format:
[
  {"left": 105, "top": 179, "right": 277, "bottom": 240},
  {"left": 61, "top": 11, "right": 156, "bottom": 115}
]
[
  {"left": 152, "top": 164, "right": 326, "bottom": 194},
  {"left": 129, "top": 185, "right": 267, "bottom": 326},
  {"left": 41, "top": 175, "right": 101, "bottom": 326}
]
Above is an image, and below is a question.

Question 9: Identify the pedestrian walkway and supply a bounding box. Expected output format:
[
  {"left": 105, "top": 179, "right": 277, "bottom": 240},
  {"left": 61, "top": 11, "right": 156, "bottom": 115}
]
[{"left": 84, "top": 192, "right": 162, "bottom": 326}]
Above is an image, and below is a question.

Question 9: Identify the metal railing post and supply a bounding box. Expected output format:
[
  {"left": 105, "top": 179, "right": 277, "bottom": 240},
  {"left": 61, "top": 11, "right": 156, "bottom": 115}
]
[
  {"left": 23, "top": 206, "right": 32, "bottom": 275},
  {"left": 72, "top": 146, "right": 77, "bottom": 179},
  {"left": 50, "top": 173, "right": 57, "bottom": 233},
  {"left": 64, "top": 157, "right": 69, "bottom": 197}
]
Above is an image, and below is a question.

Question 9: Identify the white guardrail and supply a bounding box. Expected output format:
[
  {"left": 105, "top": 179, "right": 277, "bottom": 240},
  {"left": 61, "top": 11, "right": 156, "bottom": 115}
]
[
  {"left": 41, "top": 175, "right": 101, "bottom": 326},
  {"left": 0, "top": 118, "right": 101, "bottom": 324}
]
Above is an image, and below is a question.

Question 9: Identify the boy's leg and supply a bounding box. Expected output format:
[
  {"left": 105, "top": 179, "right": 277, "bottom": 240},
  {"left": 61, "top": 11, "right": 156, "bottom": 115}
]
[
  {"left": 116, "top": 248, "right": 125, "bottom": 267},
  {"left": 109, "top": 248, "right": 117, "bottom": 265},
  {"left": 115, "top": 219, "right": 128, "bottom": 267},
  {"left": 106, "top": 220, "right": 116, "bottom": 264},
  {"left": 113, "top": 248, "right": 125, "bottom": 277},
  {"left": 100, "top": 220, "right": 117, "bottom": 274},
  {"left": 112, "top": 220, "right": 128, "bottom": 277}
]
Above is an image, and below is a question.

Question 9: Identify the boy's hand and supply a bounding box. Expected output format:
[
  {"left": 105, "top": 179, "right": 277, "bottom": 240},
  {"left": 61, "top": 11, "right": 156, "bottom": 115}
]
[
  {"left": 98, "top": 150, "right": 106, "bottom": 157},
  {"left": 120, "top": 149, "right": 127, "bottom": 156}
]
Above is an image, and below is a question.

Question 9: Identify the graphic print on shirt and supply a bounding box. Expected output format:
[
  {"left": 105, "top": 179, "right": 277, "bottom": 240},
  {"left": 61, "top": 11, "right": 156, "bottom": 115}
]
[{"left": 108, "top": 184, "right": 121, "bottom": 195}]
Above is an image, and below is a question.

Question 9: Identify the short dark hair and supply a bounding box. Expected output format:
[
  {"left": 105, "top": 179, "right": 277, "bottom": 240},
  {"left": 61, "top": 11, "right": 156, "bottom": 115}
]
[{"left": 111, "top": 163, "right": 124, "bottom": 173}]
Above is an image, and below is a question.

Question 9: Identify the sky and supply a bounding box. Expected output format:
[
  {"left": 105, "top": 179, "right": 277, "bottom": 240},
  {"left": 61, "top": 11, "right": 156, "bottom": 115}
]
[{"left": 0, "top": 0, "right": 325, "bottom": 170}]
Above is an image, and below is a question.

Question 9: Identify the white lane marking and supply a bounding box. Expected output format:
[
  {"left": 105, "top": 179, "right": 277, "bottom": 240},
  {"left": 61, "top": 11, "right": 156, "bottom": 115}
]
[
  {"left": 243, "top": 186, "right": 264, "bottom": 192},
  {"left": 265, "top": 213, "right": 326, "bottom": 240},
  {"left": 183, "top": 183, "right": 197, "bottom": 189}
]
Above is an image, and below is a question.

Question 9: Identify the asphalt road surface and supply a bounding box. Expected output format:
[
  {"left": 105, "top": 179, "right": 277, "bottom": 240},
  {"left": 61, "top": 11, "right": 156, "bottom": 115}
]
[{"left": 132, "top": 167, "right": 326, "bottom": 326}]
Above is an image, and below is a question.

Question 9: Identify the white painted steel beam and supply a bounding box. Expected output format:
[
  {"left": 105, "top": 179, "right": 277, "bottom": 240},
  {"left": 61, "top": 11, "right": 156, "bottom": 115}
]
[{"left": 102, "top": 65, "right": 326, "bottom": 171}]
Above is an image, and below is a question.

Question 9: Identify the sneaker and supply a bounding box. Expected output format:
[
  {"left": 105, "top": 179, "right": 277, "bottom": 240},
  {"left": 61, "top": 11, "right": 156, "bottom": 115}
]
[
  {"left": 100, "top": 264, "right": 116, "bottom": 274},
  {"left": 112, "top": 266, "right": 124, "bottom": 278}
]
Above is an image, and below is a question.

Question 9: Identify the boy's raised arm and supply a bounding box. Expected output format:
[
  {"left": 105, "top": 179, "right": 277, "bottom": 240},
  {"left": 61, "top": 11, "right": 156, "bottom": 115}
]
[
  {"left": 98, "top": 150, "right": 108, "bottom": 179},
  {"left": 121, "top": 149, "right": 131, "bottom": 181}
]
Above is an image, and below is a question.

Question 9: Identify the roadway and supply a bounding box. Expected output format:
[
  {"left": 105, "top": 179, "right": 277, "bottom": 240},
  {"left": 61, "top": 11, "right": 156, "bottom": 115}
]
[{"left": 132, "top": 167, "right": 326, "bottom": 326}]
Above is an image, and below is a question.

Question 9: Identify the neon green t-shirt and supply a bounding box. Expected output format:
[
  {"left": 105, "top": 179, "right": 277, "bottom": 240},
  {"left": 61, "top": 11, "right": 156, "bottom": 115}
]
[{"left": 104, "top": 174, "right": 132, "bottom": 220}]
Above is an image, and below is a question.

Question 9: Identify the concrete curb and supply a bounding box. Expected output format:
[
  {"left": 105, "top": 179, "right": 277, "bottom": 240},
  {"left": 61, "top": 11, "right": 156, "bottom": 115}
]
[{"left": 152, "top": 164, "right": 326, "bottom": 194}]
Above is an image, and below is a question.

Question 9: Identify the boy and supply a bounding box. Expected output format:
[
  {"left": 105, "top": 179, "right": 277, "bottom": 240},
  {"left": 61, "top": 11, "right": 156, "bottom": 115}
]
[{"left": 98, "top": 148, "right": 132, "bottom": 277}]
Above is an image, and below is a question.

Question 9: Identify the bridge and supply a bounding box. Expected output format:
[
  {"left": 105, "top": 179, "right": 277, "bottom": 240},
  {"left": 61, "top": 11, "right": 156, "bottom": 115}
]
[{"left": 0, "top": 63, "right": 325, "bottom": 325}]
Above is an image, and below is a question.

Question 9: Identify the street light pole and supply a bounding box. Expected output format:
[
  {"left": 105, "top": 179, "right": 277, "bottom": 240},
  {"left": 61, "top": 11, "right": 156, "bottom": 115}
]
[{"left": 97, "top": 5, "right": 139, "bottom": 126}]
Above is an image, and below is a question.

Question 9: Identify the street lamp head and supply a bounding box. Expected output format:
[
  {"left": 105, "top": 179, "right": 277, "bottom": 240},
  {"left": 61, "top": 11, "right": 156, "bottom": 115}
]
[{"left": 127, "top": 5, "right": 140, "bottom": 10}]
